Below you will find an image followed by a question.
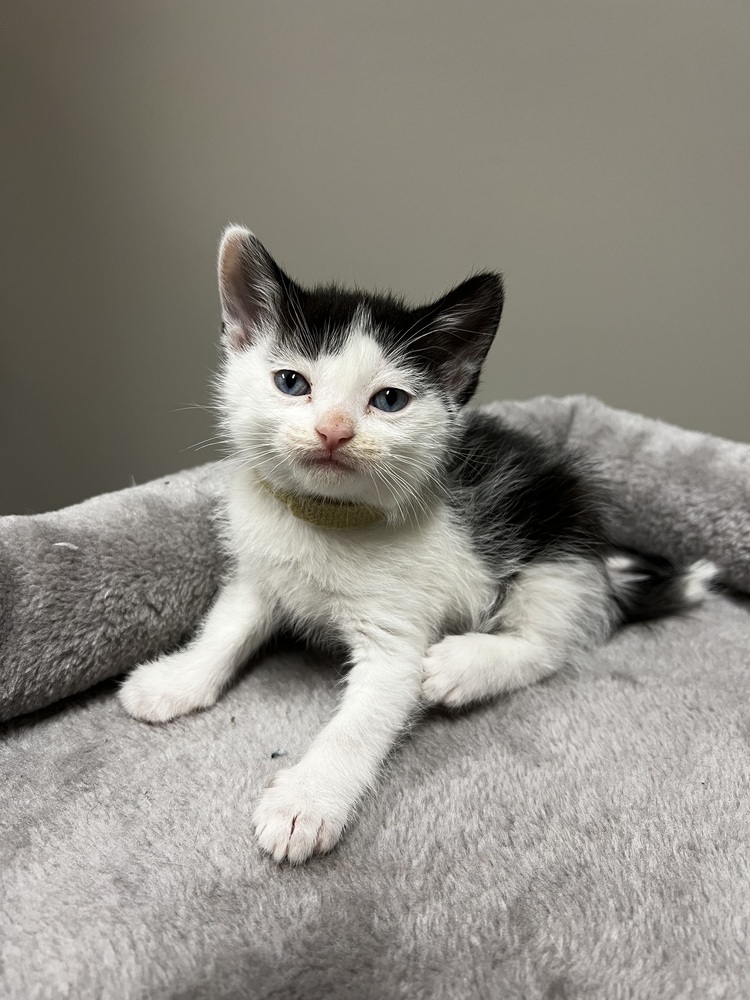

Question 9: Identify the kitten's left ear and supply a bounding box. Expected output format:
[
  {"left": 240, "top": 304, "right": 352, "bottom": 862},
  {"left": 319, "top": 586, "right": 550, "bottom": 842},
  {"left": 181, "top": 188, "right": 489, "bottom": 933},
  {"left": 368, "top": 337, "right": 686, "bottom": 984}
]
[
  {"left": 218, "top": 225, "right": 287, "bottom": 350},
  {"left": 419, "top": 272, "right": 504, "bottom": 406}
]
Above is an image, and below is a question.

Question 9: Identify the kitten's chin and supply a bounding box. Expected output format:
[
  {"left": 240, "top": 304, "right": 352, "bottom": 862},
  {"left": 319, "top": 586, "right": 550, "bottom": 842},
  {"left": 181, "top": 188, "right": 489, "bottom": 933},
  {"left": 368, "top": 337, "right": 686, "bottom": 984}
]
[
  {"left": 294, "top": 460, "right": 366, "bottom": 499},
  {"left": 268, "top": 455, "right": 382, "bottom": 507},
  {"left": 298, "top": 453, "right": 356, "bottom": 474},
  {"left": 263, "top": 463, "right": 421, "bottom": 517},
  {"left": 262, "top": 448, "right": 417, "bottom": 511}
]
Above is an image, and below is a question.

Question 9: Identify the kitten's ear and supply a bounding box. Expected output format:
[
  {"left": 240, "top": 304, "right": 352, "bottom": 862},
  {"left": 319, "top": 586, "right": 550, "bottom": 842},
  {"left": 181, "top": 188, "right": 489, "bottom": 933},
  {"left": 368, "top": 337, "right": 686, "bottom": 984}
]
[
  {"left": 419, "top": 272, "right": 504, "bottom": 406},
  {"left": 218, "top": 225, "right": 286, "bottom": 350}
]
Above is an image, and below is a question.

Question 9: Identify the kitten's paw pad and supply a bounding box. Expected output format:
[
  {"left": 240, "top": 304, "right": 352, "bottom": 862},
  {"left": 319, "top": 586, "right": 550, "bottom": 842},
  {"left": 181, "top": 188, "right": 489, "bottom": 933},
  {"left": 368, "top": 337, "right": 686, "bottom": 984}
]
[
  {"left": 119, "top": 657, "right": 219, "bottom": 723},
  {"left": 422, "top": 634, "right": 489, "bottom": 709},
  {"left": 253, "top": 767, "right": 348, "bottom": 864}
]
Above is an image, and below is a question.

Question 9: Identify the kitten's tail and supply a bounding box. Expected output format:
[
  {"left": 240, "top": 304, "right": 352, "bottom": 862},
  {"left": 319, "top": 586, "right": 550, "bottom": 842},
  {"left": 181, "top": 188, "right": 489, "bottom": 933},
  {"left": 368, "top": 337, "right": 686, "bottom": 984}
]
[{"left": 605, "top": 551, "right": 721, "bottom": 625}]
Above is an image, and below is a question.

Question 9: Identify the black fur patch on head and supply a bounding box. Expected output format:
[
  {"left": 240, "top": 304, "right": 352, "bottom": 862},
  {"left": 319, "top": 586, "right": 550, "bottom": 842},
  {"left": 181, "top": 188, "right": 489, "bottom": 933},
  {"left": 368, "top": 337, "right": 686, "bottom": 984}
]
[
  {"left": 273, "top": 282, "right": 415, "bottom": 359},
  {"left": 219, "top": 226, "right": 503, "bottom": 405},
  {"left": 274, "top": 273, "right": 504, "bottom": 408},
  {"left": 219, "top": 226, "right": 504, "bottom": 407}
]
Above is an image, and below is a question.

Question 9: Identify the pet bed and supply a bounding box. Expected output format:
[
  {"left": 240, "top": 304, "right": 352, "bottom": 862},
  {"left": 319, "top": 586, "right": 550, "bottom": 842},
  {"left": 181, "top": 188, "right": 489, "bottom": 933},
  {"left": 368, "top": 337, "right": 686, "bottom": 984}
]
[{"left": 1, "top": 395, "right": 748, "bottom": 999}]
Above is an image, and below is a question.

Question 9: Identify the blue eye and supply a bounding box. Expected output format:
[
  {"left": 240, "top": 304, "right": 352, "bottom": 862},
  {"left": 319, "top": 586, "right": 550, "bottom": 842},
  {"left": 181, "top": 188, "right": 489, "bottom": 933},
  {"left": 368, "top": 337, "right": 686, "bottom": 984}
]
[
  {"left": 274, "top": 370, "right": 310, "bottom": 396},
  {"left": 370, "top": 387, "right": 410, "bottom": 413}
]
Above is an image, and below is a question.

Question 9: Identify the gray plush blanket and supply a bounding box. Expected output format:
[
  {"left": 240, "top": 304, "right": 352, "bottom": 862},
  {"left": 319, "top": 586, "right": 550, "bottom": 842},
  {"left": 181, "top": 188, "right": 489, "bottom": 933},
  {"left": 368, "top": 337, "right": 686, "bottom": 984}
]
[{"left": 1, "top": 396, "right": 749, "bottom": 999}]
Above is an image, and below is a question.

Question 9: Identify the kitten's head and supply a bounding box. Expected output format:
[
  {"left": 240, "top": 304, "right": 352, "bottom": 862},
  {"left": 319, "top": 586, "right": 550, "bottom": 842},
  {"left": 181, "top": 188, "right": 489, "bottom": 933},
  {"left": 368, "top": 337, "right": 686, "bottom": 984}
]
[{"left": 216, "top": 225, "right": 504, "bottom": 518}]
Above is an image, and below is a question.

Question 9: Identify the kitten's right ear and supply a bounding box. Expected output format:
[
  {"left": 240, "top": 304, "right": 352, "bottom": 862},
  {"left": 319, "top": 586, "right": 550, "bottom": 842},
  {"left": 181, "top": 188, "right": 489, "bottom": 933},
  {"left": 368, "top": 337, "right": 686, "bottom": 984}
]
[{"left": 218, "top": 225, "right": 284, "bottom": 350}]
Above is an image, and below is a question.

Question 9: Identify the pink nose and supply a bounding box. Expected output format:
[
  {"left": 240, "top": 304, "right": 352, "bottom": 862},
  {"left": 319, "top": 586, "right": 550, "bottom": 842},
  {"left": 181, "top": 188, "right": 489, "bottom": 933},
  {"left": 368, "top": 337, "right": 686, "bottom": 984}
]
[{"left": 316, "top": 420, "right": 354, "bottom": 452}]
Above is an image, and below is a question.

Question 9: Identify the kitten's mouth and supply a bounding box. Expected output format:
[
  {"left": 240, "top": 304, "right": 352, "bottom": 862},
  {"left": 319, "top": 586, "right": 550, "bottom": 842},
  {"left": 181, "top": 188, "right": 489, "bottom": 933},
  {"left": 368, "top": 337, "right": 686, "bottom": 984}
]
[{"left": 299, "top": 451, "right": 357, "bottom": 473}]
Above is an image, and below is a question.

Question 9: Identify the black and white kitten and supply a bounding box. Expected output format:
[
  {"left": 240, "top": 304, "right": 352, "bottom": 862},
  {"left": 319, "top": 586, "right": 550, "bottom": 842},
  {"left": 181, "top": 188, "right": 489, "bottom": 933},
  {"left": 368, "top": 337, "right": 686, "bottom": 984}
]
[{"left": 120, "top": 226, "right": 714, "bottom": 863}]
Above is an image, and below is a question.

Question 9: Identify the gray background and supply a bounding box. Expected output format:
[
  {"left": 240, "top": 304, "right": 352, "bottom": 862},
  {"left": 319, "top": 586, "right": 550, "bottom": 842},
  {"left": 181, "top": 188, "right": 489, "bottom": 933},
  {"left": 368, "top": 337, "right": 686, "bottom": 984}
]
[{"left": 2, "top": 1, "right": 748, "bottom": 515}]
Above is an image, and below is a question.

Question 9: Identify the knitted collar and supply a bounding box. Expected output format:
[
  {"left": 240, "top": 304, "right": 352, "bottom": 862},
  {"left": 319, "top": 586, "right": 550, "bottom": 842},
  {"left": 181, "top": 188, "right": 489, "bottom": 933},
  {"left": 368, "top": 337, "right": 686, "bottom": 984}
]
[{"left": 259, "top": 479, "right": 385, "bottom": 530}]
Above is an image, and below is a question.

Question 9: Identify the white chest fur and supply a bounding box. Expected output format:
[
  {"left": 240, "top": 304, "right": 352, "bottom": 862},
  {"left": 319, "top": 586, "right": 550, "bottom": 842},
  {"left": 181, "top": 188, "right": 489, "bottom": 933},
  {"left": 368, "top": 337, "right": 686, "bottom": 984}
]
[{"left": 225, "top": 472, "right": 496, "bottom": 647}]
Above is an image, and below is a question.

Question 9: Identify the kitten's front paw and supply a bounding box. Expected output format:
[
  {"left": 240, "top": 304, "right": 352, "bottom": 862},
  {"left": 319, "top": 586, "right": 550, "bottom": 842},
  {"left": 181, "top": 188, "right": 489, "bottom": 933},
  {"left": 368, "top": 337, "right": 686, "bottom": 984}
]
[
  {"left": 422, "top": 633, "right": 492, "bottom": 709},
  {"left": 119, "top": 653, "right": 221, "bottom": 723},
  {"left": 253, "top": 765, "right": 349, "bottom": 864}
]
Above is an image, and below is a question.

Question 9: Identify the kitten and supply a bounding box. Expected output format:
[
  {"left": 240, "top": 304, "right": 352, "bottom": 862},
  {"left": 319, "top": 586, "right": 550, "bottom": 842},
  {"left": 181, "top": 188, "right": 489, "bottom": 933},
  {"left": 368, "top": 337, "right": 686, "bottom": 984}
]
[{"left": 119, "top": 226, "right": 715, "bottom": 864}]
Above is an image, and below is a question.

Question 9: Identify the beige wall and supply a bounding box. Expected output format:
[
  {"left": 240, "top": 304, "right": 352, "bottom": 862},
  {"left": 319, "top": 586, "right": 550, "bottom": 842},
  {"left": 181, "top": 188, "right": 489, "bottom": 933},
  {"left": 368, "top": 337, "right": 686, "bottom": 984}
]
[{"left": 2, "top": 1, "right": 748, "bottom": 514}]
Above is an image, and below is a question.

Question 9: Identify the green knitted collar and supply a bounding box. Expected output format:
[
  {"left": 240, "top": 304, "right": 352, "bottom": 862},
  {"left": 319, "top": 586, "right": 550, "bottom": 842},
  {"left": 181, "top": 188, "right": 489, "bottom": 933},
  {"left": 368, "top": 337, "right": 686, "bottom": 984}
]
[{"left": 259, "top": 479, "right": 385, "bottom": 530}]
